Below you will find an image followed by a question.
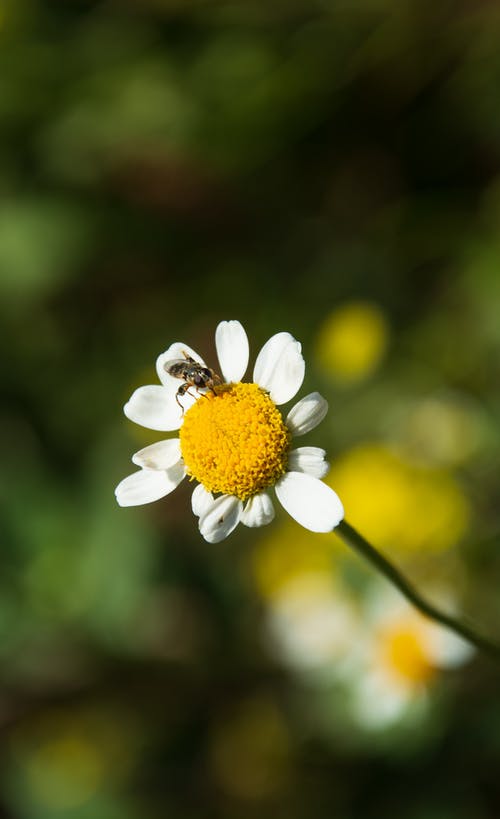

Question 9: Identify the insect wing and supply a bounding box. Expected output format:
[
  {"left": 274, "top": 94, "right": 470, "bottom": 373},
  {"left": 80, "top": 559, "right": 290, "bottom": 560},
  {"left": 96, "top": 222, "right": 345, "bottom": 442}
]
[{"left": 163, "top": 358, "right": 189, "bottom": 377}]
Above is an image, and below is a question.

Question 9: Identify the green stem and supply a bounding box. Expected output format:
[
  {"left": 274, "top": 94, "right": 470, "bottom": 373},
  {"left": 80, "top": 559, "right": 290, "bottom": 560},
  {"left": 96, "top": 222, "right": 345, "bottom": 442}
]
[{"left": 336, "top": 520, "right": 500, "bottom": 662}]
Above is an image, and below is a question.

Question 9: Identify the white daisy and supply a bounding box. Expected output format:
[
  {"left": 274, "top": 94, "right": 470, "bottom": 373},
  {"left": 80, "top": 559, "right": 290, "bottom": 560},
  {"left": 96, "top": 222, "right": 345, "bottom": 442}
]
[
  {"left": 348, "top": 586, "right": 474, "bottom": 729},
  {"left": 115, "top": 320, "right": 344, "bottom": 543}
]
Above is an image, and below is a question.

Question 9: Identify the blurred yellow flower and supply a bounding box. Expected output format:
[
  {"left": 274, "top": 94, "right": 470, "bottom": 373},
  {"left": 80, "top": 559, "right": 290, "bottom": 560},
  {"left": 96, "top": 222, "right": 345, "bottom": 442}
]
[
  {"left": 380, "top": 618, "right": 435, "bottom": 686},
  {"left": 315, "top": 302, "right": 389, "bottom": 383},
  {"left": 329, "top": 443, "right": 470, "bottom": 554},
  {"left": 252, "top": 520, "right": 341, "bottom": 599}
]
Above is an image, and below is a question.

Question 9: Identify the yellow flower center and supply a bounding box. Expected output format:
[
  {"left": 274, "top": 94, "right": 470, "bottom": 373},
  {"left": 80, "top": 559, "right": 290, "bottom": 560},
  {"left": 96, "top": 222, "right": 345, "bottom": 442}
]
[
  {"left": 179, "top": 382, "right": 291, "bottom": 501},
  {"left": 382, "top": 624, "right": 434, "bottom": 685}
]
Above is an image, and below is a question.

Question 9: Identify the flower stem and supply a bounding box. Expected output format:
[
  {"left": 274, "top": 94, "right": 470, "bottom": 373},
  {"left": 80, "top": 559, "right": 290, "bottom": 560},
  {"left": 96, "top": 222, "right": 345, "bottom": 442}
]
[{"left": 336, "top": 520, "right": 500, "bottom": 662}]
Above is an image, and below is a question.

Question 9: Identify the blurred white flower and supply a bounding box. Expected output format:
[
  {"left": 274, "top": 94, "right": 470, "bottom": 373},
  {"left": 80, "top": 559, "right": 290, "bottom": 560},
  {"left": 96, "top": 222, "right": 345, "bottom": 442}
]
[
  {"left": 348, "top": 585, "right": 474, "bottom": 730},
  {"left": 116, "top": 320, "right": 343, "bottom": 543},
  {"left": 262, "top": 569, "right": 474, "bottom": 733},
  {"left": 265, "top": 572, "right": 360, "bottom": 675}
]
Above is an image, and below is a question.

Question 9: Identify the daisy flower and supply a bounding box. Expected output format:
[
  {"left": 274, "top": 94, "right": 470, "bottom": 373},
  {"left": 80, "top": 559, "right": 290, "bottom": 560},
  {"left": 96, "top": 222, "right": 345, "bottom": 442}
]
[
  {"left": 115, "top": 320, "right": 344, "bottom": 543},
  {"left": 348, "top": 585, "right": 474, "bottom": 729}
]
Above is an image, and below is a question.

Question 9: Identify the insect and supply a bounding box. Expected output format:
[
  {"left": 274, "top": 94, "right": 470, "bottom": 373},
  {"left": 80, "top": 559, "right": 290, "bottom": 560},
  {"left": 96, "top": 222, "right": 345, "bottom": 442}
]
[{"left": 164, "top": 352, "right": 223, "bottom": 410}]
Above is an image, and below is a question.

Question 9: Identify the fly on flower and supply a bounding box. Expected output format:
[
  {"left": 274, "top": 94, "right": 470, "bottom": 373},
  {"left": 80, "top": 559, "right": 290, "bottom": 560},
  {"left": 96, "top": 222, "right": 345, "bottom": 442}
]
[
  {"left": 115, "top": 320, "right": 344, "bottom": 543},
  {"left": 163, "top": 352, "right": 223, "bottom": 409}
]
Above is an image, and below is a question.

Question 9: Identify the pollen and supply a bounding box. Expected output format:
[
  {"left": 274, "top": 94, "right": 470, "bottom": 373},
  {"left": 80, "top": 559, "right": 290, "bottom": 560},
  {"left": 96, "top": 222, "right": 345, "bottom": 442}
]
[{"left": 179, "top": 382, "right": 291, "bottom": 501}]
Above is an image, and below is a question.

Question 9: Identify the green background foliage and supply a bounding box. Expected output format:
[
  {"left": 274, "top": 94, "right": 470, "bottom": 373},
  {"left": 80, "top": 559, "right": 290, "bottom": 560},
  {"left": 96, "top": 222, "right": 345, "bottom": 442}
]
[{"left": 1, "top": 0, "right": 500, "bottom": 816}]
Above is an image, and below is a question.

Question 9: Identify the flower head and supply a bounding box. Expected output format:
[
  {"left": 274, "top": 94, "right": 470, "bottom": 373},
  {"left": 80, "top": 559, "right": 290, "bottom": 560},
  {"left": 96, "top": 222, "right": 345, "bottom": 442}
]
[
  {"left": 115, "top": 320, "right": 344, "bottom": 543},
  {"left": 347, "top": 585, "right": 474, "bottom": 729}
]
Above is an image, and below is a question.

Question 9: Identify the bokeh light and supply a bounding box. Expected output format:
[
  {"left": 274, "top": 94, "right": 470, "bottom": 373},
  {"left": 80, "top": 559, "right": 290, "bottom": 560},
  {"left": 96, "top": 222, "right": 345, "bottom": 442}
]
[
  {"left": 315, "top": 302, "right": 389, "bottom": 384},
  {"left": 329, "top": 443, "right": 471, "bottom": 555}
]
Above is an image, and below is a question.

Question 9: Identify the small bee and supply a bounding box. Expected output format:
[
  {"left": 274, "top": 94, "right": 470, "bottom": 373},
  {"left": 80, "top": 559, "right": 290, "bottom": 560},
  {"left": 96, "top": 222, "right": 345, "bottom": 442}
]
[{"left": 164, "top": 352, "right": 223, "bottom": 410}]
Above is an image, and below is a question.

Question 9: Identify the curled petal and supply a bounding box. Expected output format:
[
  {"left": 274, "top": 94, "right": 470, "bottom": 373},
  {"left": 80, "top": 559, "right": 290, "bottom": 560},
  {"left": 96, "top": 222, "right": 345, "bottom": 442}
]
[
  {"left": 287, "top": 447, "right": 329, "bottom": 479},
  {"left": 124, "top": 385, "right": 184, "bottom": 431},
  {"left": 198, "top": 495, "right": 243, "bottom": 543},
  {"left": 191, "top": 483, "right": 215, "bottom": 517},
  {"left": 241, "top": 492, "right": 275, "bottom": 528},
  {"left": 275, "top": 472, "right": 344, "bottom": 532},
  {"left": 115, "top": 465, "right": 185, "bottom": 507},
  {"left": 132, "top": 438, "right": 182, "bottom": 470},
  {"left": 216, "top": 320, "right": 249, "bottom": 383},
  {"left": 253, "top": 332, "right": 305, "bottom": 405},
  {"left": 286, "top": 392, "right": 328, "bottom": 436}
]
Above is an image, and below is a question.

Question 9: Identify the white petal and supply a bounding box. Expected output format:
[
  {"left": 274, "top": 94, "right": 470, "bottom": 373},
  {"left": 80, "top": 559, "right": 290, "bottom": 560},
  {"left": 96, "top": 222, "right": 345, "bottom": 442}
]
[
  {"left": 253, "top": 332, "right": 305, "bottom": 405},
  {"left": 124, "top": 385, "right": 184, "bottom": 431},
  {"left": 191, "top": 483, "right": 214, "bottom": 517},
  {"left": 241, "top": 492, "right": 275, "bottom": 527},
  {"left": 115, "top": 465, "right": 185, "bottom": 507},
  {"left": 351, "top": 672, "right": 416, "bottom": 729},
  {"left": 286, "top": 392, "right": 328, "bottom": 436},
  {"left": 198, "top": 495, "right": 243, "bottom": 543},
  {"left": 156, "top": 342, "right": 206, "bottom": 387},
  {"left": 275, "top": 472, "right": 344, "bottom": 532},
  {"left": 287, "top": 447, "right": 329, "bottom": 479},
  {"left": 132, "top": 438, "right": 182, "bottom": 470},
  {"left": 215, "top": 320, "right": 249, "bottom": 382},
  {"left": 424, "top": 624, "right": 475, "bottom": 669}
]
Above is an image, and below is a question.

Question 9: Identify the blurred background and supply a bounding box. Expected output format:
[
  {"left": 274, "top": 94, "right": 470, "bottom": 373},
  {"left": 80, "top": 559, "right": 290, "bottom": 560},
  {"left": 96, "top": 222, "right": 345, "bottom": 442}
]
[{"left": 2, "top": 0, "right": 500, "bottom": 816}]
